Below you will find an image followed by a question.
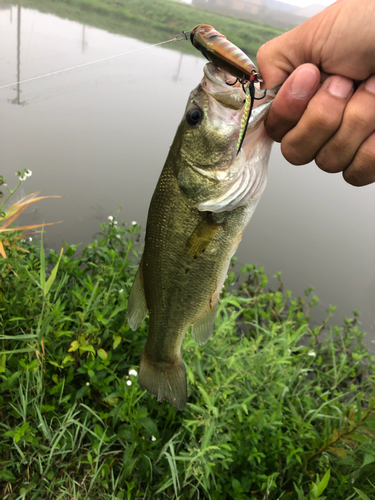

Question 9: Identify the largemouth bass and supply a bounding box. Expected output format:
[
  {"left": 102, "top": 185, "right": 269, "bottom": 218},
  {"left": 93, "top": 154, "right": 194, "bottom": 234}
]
[{"left": 127, "top": 62, "right": 276, "bottom": 410}]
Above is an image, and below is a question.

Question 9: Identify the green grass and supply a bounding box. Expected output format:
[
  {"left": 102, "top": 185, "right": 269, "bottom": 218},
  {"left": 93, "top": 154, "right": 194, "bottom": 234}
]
[
  {"left": 1, "top": 209, "right": 375, "bottom": 499},
  {"left": 0, "top": 0, "right": 284, "bottom": 59}
]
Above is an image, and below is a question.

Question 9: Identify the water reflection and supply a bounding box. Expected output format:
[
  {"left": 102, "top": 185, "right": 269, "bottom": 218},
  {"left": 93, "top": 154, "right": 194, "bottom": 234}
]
[
  {"left": 9, "top": 5, "right": 26, "bottom": 105},
  {"left": 0, "top": 5, "right": 374, "bottom": 349}
]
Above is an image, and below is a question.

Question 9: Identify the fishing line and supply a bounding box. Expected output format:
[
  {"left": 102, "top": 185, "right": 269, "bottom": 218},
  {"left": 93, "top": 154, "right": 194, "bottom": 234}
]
[{"left": 0, "top": 37, "right": 176, "bottom": 90}]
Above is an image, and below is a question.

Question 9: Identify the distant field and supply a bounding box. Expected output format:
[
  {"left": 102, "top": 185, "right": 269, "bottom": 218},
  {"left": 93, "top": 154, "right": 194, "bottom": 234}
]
[{"left": 0, "top": 0, "right": 284, "bottom": 59}]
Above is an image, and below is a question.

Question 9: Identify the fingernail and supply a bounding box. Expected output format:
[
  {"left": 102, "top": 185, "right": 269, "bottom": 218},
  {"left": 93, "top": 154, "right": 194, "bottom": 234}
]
[
  {"left": 365, "top": 75, "right": 375, "bottom": 94},
  {"left": 328, "top": 75, "right": 353, "bottom": 98},
  {"left": 290, "top": 67, "right": 318, "bottom": 98}
]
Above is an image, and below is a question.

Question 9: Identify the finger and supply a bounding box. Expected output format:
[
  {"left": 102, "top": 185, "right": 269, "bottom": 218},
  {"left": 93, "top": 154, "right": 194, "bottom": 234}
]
[
  {"left": 257, "top": 20, "right": 322, "bottom": 89},
  {"left": 264, "top": 64, "right": 320, "bottom": 142},
  {"left": 280, "top": 75, "right": 354, "bottom": 165},
  {"left": 315, "top": 75, "right": 375, "bottom": 173},
  {"left": 343, "top": 131, "right": 375, "bottom": 186},
  {"left": 257, "top": 35, "right": 296, "bottom": 89}
]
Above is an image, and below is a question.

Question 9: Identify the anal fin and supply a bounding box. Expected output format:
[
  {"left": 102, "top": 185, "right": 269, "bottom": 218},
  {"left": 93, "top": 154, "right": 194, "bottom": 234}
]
[
  {"left": 127, "top": 261, "right": 148, "bottom": 331},
  {"left": 191, "top": 300, "right": 219, "bottom": 345}
]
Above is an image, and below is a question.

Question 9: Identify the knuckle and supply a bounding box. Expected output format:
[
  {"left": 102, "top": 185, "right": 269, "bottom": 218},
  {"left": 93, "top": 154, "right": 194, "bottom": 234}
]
[
  {"left": 344, "top": 140, "right": 375, "bottom": 186},
  {"left": 308, "top": 101, "right": 339, "bottom": 132},
  {"left": 344, "top": 108, "right": 369, "bottom": 134},
  {"left": 315, "top": 149, "right": 342, "bottom": 173},
  {"left": 343, "top": 165, "right": 367, "bottom": 186},
  {"left": 356, "top": 140, "right": 375, "bottom": 166},
  {"left": 281, "top": 139, "right": 308, "bottom": 165}
]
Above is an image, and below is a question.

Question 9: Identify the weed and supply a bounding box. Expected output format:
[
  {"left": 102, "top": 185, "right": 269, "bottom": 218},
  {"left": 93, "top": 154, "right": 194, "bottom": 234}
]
[{"left": 1, "top": 208, "right": 374, "bottom": 499}]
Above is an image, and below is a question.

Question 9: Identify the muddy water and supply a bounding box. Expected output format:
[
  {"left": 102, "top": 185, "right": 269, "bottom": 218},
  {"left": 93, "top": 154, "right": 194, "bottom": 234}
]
[{"left": 1, "top": 6, "right": 374, "bottom": 348}]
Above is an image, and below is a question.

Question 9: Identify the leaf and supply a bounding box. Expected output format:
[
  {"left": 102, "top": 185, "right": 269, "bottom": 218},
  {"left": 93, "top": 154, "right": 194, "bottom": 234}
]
[
  {"left": 0, "top": 353, "right": 6, "bottom": 373},
  {"left": 79, "top": 345, "right": 95, "bottom": 354},
  {"left": 48, "top": 361, "right": 62, "bottom": 368},
  {"left": 0, "top": 468, "right": 16, "bottom": 483},
  {"left": 316, "top": 469, "right": 330, "bottom": 496},
  {"left": 0, "top": 240, "right": 6, "bottom": 258},
  {"left": 293, "top": 482, "right": 306, "bottom": 500},
  {"left": 0, "top": 193, "right": 59, "bottom": 226},
  {"left": 113, "top": 335, "right": 121, "bottom": 349},
  {"left": 139, "top": 417, "right": 158, "bottom": 437},
  {"left": 353, "top": 488, "right": 371, "bottom": 500},
  {"left": 97, "top": 349, "right": 108, "bottom": 360},
  {"left": 68, "top": 340, "right": 80, "bottom": 352},
  {"left": 363, "top": 453, "right": 375, "bottom": 467},
  {"left": 62, "top": 355, "right": 75, "bottom": 364},
  {"left": 40, "top": 227, "right": 45, "bottom": 291},
  {"left": 44, "top": 248, "right": 63, "bottom": 296},
  {"left": 349, "top": 433, "right": 371, "bottom": 444},
  {"left": 94, "top": 425, "right": 104, "bottom": 438},
  {"left": 328, "top": 447, "right": 347, "bottom": 458},
  {"left": 75, "top": 385, "right": 90, "bottom": 400},
  {"left": 109, "top": 303, "right": 127, "bottom": 319}
]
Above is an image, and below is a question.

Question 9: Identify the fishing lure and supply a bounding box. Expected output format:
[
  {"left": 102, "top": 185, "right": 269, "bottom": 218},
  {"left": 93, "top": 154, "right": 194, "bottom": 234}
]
[
  {"left": 189, "top": 24, "right": 260, "bottom": 83},
  {"left": 176, "top": 24, "right": 269, "bottom": 154}
]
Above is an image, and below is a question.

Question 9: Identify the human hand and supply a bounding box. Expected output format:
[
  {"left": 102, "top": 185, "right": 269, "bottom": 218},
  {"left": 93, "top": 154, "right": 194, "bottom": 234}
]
[{"left": 257, "top": 0, "right": 375, "bottom": 186}]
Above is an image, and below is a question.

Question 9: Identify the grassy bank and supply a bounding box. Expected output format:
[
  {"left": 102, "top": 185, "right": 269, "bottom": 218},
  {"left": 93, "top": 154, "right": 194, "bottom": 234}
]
[
  {"left": 1, "top": 202, "right": 375, "bottom": 498},
  {"left": 1, "top": 0, "right": 283, "bottom": 58}
]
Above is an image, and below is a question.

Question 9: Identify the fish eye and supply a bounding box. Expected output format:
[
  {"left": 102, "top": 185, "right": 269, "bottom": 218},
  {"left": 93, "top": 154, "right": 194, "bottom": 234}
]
[{"left": 186, "top": 108, "right": 202, "bottom": 126}]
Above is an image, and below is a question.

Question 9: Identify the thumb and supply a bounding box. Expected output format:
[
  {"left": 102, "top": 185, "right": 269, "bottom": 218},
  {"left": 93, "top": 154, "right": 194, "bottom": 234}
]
[{"left": 264, "top": 64, "right": 320, "bottom": 143}]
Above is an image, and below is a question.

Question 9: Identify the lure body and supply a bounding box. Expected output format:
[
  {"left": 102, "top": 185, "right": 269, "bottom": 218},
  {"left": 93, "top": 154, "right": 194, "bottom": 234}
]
[{"left": 190, "top": 24, "right": 258, "bottom": 83}]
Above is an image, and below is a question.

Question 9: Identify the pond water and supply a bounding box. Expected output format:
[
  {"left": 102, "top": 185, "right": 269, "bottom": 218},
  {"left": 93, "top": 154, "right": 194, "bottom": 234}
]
[{"left": 1, "top": 5, "right": 374, "bottom": 350}]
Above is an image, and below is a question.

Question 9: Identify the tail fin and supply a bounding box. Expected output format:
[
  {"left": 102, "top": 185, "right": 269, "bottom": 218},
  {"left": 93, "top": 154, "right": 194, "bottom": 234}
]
[{"left": 139, "top": 352, "right": 187, "bottom": 411}]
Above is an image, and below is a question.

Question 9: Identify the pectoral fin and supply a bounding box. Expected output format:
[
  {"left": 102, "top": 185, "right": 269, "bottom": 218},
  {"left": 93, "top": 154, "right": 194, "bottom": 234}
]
[
  {"left": 127, "top": 261, "right": 148, "bottom": 330},
  {"left": 191, "top": 300, "right": 219, "bottom": 345},
  {"left": 186, "top": 214, "right": 221, "bottom": 260}
]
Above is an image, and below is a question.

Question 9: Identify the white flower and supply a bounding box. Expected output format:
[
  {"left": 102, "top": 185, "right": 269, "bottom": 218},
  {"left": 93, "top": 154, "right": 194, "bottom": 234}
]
[
  {"left": 108, "top": 216, "right": 113, "bottom": 221},
  {"left": 114, "top": 221, "right": 118, "bottom": 225},
  {"left": 131, "top": 221, "right": 137, "bottom": 225},
  {"left": 119, "top": 289, "right": 123, "bottom": 293},
  {"left": 86, "top": 382, "right": 90, "bottom": 386},
  {"left": 29, "top": 237, "right": 32, "bottom": 242},
  {"left": 25, "top": 169, "right": 32, "bottom": 177},
  {"left": 116, "top": 234, "right": 121, "bottom": 239},
  {"left": 151, "top": 436, "right": 156, "bottom": 442},
  {"left": 128, "top": 369, "right": 137, "bottom": 377},
  {"left": 18, "top": 174, "right": 26, "bottom": 181},
  {"left": 126, "top": 380, "right": 132, "bottom": 386},
  {"left": 307, "top": 351, "right": 316, "bottom": 357}
]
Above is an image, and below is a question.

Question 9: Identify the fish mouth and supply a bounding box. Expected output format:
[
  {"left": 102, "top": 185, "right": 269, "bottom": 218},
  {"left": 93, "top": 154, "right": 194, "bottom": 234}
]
[
  {"left": 204, "top": 62, "right": 244, "bottom": 90},
  {"left": 203, "top": 63, "right": 232, "bottom": 88},
  {"left": 203, "top": 63, "right": 245, "bottom": 110}
]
